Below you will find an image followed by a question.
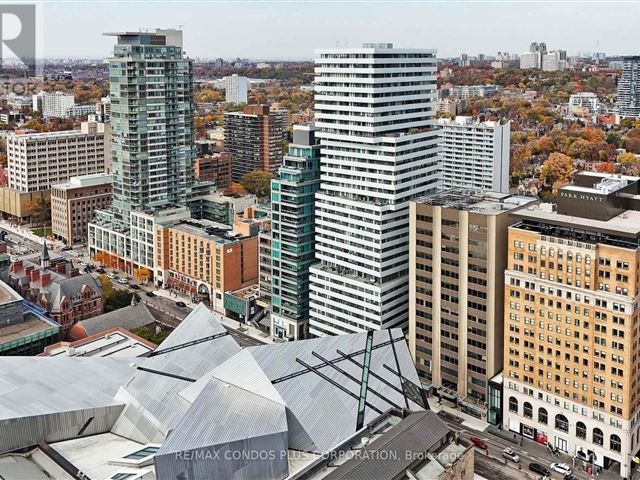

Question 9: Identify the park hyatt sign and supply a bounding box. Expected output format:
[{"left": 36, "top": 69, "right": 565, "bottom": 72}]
[{"left": 559, "top": 191, "right": 605, "bottom": 203}]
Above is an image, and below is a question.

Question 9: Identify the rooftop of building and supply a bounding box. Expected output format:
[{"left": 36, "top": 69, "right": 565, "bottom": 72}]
[
  {"left": 8, "top": 127, "right": 103, "bottom": 141},
  {"left": 0, "top": 310, "right": 59, "bottom": 347},
  {"left": 172, "top": 218, "right": 249, "bottom": 242},
  {"left": 512, "top": 173, "right": 640, "bottom": 245},
  {"left": 295, "top": 409, "right": 455, "bottom": 480},
  {"left": 438, "top": 115, "right": 509, "bottom": 127},
  {"left": 514, "top": 202, "right": 640, "bottom": 235},
  {"left": 415, "top": 188, "right": 537, "bottom": 215},
  {"left": 0, "top": 303, "right": 432, "bottom": 479},
  {"left": 0, "top": 278, "right": 21, "bottom": 305},
  {"left": 41, "top": 327, "right": 155, "bottom": 358},
  {"left": 69, "top": 302, "right": 156, "bottom": 340},
  {"left": 52, "top": 173, "right": 113, "bottom": 190}
]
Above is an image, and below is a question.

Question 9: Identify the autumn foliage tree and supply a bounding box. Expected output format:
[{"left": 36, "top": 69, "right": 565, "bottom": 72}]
[
  {"left": 617, "top": 151, "right": 637, "bottom": 166},
  {"left": 540, "top": 152, "right": 574, "bottom": 190},
  {"left": 240, "top": 170, "right": 272, "bottom": 197}
]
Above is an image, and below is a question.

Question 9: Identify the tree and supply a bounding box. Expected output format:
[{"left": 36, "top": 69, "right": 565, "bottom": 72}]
[
  {"left": 617, "top": 151, "right": 637, "bottom": 165},
  {"left": 620, "top": 118, "right": 636, "bottom": 129},
  {"left": 98, "top": 274, "right": 139, "bottom": 313},
  {"left": 567, "top": 138, "right": 593, "bottom": 160},
  {"left": 540, "top": 152, "right": 574, "bottom": 189},
  {"left": 240, "top": 170, "right": 272, "bottom": 197},
  {"left": 26, "top": 196, "right": 51, "bottom": 228},
  {"left": 224, "top": 182, "right": 246, "bottom": 197}
]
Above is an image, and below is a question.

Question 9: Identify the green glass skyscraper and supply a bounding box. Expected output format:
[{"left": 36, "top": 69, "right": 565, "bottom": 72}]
[
  {"left": 270, "top": 125, "right": 320, "bottom": 340},
  {"left": 89, "top": 29, "right": 195, "bottom": 276},
  {"left": 107, "top": 29, "right": 195, "bottom": 225}
]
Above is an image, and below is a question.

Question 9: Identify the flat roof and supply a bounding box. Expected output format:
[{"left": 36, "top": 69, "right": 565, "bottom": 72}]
[
  {"left": 415, "top": 189, "right": 536, "bottom": 215},
  {"left": 515, "top": 202, "right": 640, "bottom": 235},
  {"left": 0, "top": 279, "right": 21, "bottom": 305},
  {"left": 172, "top": 219, "right": 245, "bottom": 242},
  {"left": 0, "top": 312, "right": 57, "bottom": 346},
  {"left": 52, "top": 173, "right": 113, "bottom": 190},
  {"left": 52, "top": 433, "right": 152, "bottom": 480},
  {"left": 44, "top": 330, "right": 153, "bottom": 358}
]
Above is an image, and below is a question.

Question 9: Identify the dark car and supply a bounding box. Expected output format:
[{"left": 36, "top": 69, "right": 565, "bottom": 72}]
[
  {"left": 469, "top": 437, "right": 487, "bottom": 449},
  {"left": 529, "top": 463, "right": 550, "bottom": 476},
  {"left": 146, "top": 291, "right": 155, "bottom": 298},
  {"left": 175, "top": 301, "right": 187, "bottom": 307},
  {"left": 130, "top": 284, "right": 140, "bottom": 290},
  {"left": 61, "top": 246, "right": 73, "bottom": 251},
  {"left": 96, "top": 268, "right": 106, "bottom": 274}
]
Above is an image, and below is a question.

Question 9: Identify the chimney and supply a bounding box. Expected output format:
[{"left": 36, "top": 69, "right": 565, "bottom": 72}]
[
  {"left": 56, "top": 262, "right": 66, "bottom": 274},
  {"left": 244, "top": 206, "right": 254, "bottom": 219},
  {"left": 30, "top": 269, "right": 40, "bottom": 283},
  {"left": 70, "top": 268, "right": 79, "bottom": 278},
  {"left": 12, "top": 260, "right": 23, "bottom": 273},
  {"left": 25, "top": 265, "right": 34, "bottom": 277},
  {"left": 41, "top": 272, "right": 51, "bottom": 287},
  {"left": 0, "top": 241, "right": 7, "bottom": 253}
]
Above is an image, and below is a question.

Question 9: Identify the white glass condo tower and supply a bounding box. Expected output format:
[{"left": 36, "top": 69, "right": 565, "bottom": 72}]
[{"left": 309, "top": 43, "right": 441, "bottom": 336}]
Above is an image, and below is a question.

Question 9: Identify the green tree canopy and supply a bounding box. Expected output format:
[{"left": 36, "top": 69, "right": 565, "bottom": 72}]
[{"left": 240, "top": 170, "right": 273, "bottom": 197}]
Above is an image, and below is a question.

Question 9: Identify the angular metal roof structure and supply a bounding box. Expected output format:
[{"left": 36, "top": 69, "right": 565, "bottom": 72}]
[
  {"left": 0, "top": 303, "right": 431, "bottom": 480},
  {"left": 0, "top": 357, "right": 137, "bottom": 454},
  {"left": 110, "top": 303, "right": 242, "bottom": 443}
]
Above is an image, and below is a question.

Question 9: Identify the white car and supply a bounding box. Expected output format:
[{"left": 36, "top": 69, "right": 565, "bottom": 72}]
[
  {"left": 550, "top": 463, "right": 571, "bottom": 476},
  {"left": 106, "top": 272, "right": 117, "bottom": 279},
  {"left": 502, "top": 447, "right": 520, "bottom": 463},
  {"left": 117, "top": 278, "right": 128, "bottom": 285}
]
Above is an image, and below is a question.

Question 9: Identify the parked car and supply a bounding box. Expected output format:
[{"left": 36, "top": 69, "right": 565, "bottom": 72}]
[
  {"left": 106, "top": 272, "right": 117, "bottom": 279},
  {"left": 117, "top": 278, "right": 128, "bottom": 285},
  {"left": 61, "top": 246, "right": 73, "bottom": 251},
  {"left": 564, "top": 475, "right": 578, "bottom": 480},
  {"left": 175, "top": 301, "right": 187, "bottom": 308},
  {"left": 96, "top": 268, "right": 106, "bottom": 274},
  {"left": 469, "top": 437, "right": 487, "bottom": 449},
  {"left": 130, "top": 284, "right": 140, "bottom": 290},
  {"left": 502, "top": 448, "right": 520, "bottom": 463},
  {"left": 529, "top": 463, "right": 550, "bottom": 476},
  {"left": 146, "top": 291, "right": 156, "bottom": 298},
  {"left": 550, "top": 463, "right": 572, "bottom": 476}
]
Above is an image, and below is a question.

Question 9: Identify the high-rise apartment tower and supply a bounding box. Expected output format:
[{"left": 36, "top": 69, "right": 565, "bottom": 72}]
[{"left": 309, "top": 43, "right": 441, "bottom": 336}]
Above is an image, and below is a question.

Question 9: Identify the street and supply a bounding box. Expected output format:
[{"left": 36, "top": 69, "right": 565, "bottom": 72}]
[
  {"left": 435, "top": 410, "right": 623, "bottom": 480},
  {"left": 96, "top": 268, "right": 266, "bottom": 348}
]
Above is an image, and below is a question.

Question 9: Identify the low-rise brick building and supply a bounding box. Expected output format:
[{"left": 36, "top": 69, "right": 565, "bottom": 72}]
[{"left": 51, "top": 173, "right": 113, "bottom": 245}]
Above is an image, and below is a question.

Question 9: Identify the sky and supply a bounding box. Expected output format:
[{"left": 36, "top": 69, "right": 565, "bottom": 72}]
[{"left": 36, "top": 1, "right": 640, "bottom": 60}]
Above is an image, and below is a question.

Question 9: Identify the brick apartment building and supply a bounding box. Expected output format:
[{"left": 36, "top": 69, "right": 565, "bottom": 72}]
[
  {"left": 194, "top": 152, "right": 232, "bottom": 190},
  {"left": 51, "top": 173, "right": 113, "bottom": 245},
  {"left": 223, "top": 105, "right": 287, "bottom": 181}
]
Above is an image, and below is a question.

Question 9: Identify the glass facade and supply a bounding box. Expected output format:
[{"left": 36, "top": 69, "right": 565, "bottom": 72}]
[{"left": 270, "top": 127, "right": 320, "bottom": 340}]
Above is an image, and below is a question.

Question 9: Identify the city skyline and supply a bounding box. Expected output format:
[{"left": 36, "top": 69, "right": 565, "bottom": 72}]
[{"left": 38, "top": 1, "right": 636, "bottom": 59}]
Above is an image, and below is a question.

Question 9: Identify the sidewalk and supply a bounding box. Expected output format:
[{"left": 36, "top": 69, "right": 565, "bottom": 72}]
[
  {"left": 0, "top": 220, "right": 65, "bottom": 249},
  {"left": 152, "top": 287, "right": 275, "bottom": 345},
  {"left": 427, "top": 397, "right": 489, "bottom": 432}
]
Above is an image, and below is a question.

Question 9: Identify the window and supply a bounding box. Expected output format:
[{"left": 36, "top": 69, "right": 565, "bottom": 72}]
[
  {"left": 538, "top": 407, "right": 548, "bottom": 424},
  {"left": 524, "top": 402, "right": 533, "bottom": 419},
  {"left": 610, "top": 434, "right": 621, "bottom": 452},
  {"left": 555, "top": 414, "right": 569, "bottom": 432},
  {"left": 509, "top": 396, "right": 518, "bottom": 413},
  {"left": 593, "top": 428, "right": 604, "bottom": 446},
  {"left": 576, "top": 421, "right": 586, "bottom": 439},
  {"left": 123, "top": 445, "right": 159, "bottom": 460}
]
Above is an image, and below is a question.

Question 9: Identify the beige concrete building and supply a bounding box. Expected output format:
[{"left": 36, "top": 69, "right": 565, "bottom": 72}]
[
  {"left": 503, "top": 172, "right": 640, "bottom": 478},
  {"left": 51, "top": 173, "right": 112, "bottom": 245},
  {"left": 409, "top": 189, "right": 536, "bottom": 417},
  {"left": 7, "top": 121, "right": 107, "bottom": 193}
]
